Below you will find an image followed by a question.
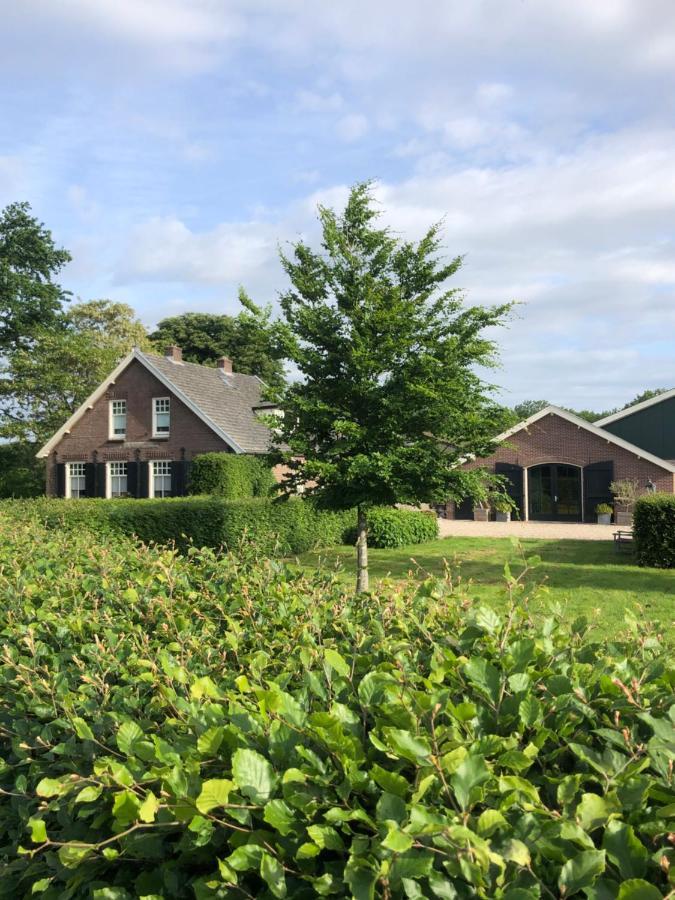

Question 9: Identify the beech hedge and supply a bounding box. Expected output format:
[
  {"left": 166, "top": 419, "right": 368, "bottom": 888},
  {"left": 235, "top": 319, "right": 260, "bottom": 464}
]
[
  {"left": 188, "top": 454, "right": 275, "bottom": 500},
  {"left": 0, "top": 498, "right": 438, "bottom": 554},
  {"left": 633, "top": 493, "right": 675, "bottom": 568},
  {"left": 0, "top": 520, "right": 673, "bottom": 898}
]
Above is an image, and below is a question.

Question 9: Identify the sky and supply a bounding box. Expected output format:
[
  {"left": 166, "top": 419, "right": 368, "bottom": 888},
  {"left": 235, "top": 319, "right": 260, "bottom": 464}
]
[{"left": 1, "top": 0, "right": 675, "bottom": 410}]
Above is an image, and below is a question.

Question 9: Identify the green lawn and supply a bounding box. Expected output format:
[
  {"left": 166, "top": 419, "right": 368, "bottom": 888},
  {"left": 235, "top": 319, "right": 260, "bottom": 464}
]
[{"left": 297, "top": 536, "right": 675, "bottom": 640}]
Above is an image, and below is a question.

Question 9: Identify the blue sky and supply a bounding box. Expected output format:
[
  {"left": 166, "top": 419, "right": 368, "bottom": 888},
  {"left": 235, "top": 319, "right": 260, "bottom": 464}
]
[{"left": 2, "top": 0, "right": 675, "bottom": 409}]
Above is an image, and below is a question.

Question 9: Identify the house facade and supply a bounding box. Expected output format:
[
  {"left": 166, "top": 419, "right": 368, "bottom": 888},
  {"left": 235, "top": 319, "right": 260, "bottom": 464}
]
[
  {"left": 37, "top": 346, "right": 277, "bottom": 499},
  {"left": 448, "top": 404, "right": 675, "bottom": 522}
]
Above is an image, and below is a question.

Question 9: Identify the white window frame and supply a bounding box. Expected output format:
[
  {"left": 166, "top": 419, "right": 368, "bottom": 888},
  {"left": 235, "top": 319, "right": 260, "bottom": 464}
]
[
  {"left": 152, "top": 397, "right": 171, "bottom": 438},
  {"left": 65, "top": 462, "right": 87, "bottom": 499},
  {"left": 107, "top": 461, "right": 128, "bottom": 498},
  {"left": 149, "top": 460, "right": 172, "bottom": 498},
  {"left": 109, "top": 399, "right": 127, "bottom": 440}
]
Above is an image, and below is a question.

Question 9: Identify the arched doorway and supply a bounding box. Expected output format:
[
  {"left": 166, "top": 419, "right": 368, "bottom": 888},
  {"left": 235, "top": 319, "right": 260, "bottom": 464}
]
[{"left": 528, "top": 464, "right": 582, "bottom": 522}]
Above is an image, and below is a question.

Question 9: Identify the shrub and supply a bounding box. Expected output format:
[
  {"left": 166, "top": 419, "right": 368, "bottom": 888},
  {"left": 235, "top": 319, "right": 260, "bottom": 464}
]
[
  {"left": 344, "top": 506, "right": 439, "bottom": 548},
  {"left": 595, "top": 503, "right": 613, "bottom": 516},
  {"left": 0, "top": 496, "right": 353, "bottom": 556},
  {"left": 188, "top": 453, "right": 275, "bottom": 499},
  {"left": 0, "top": 520, "right": 673, "bottom": 897},
  {"left": 633, "top": 492, "right": 675, "bottom": 568}
]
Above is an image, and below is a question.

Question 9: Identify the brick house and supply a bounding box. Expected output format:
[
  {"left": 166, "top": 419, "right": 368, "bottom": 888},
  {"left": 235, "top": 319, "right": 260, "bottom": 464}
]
[
  {"left": 37, "top": 346, "right": 279, "bottom": 498},
  {"left": 448, "top": 404, "right": 675, "bottom": 522}
]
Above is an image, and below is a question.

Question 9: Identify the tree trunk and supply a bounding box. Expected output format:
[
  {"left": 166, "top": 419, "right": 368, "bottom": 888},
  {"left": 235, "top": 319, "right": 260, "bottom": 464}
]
[{"left": 355, "top": 506, "right": 369, "bottom": 594}]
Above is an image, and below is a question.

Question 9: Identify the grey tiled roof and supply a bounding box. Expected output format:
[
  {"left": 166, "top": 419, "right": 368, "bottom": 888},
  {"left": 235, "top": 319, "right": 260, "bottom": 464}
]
[{"left": 140, "top": 352, "right": 274, "bottom": 454}]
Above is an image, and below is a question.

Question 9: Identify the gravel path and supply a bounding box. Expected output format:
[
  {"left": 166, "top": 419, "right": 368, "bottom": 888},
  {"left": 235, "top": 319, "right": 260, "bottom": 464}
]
[{"left": 437, "top": 519, "right": 618, "bottom": 541}]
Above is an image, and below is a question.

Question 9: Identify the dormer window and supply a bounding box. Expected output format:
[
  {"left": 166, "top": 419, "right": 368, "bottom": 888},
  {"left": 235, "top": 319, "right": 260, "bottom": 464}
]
[
  {"left": 109, "top": 399, "right": 127, "bottom": 439},
  {"left": 153, "top": 397, "right": 170, "bottom": 437}
]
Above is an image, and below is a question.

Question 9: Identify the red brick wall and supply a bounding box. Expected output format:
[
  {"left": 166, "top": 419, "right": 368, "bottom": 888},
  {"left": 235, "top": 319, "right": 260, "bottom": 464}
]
[
  {"left": 47, "top": 359, "right": 234, "bottom": 495},
  {"left": 447, "top": 413, "right": 674, "bottom": 518}
]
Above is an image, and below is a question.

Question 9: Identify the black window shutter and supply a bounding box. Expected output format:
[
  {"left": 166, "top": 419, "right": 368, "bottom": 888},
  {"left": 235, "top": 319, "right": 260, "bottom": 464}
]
[
  {"left": 56, "top": 463, "right": 66, "bottom": 498},
  {"left": 495, "top": 462, "right": 525, "bottom": 518},
  {"left": 95, "top": 463, "right": 107, "bottom": 498},
  {"left": 84, "top": 463, "right": 96, "bottom": 497},
  {"left": 127, "top": 461, "right": 140, "bottom": 498},
  {"left": 583, "top": 461, "right": 614, "bottom": 522},
  {"left": 171, "top": 460, "right": 189, "bottom": 497},
  {"left": 140, "top": 462, "right": 150, "bottom": 498}
]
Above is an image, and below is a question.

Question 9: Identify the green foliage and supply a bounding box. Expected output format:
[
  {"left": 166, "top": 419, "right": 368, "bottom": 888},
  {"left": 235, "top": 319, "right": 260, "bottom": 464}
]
[
  {"left": 633, "top": 493, "right": 675, "bottom": 568},
  {"left": 344, "top": 507, "right": 438, "bottom": 548},
  {"left": 2, "top": 495, "right": 354, "bottom": 556},
  {"left": 189, "top": 453, "right": 275, "bottom": 500},
  {"left": 0, "top": 442, "right": 44, "bottom": 497},
  {"left": 0, "top": 520, "right": 673, "bottom": 897},
  {"left": 149, "top": 291, "right": 286, "bottom": 389},
  {"left": 595, "top": 503, "right": 613, "bottom": 515},
  {"left": 0, "top": 299, "right": 150, "bottom": 445},
  {"left": 0, "top": 201, "right": 71, "bottom": 353},
  {"left": 271, "top": 182, "right": 513, "bottom": 586}
]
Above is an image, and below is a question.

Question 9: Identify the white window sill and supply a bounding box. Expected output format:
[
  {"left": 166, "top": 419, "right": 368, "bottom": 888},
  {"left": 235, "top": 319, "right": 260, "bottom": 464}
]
[
  {"left": 152, "top": 434, "right": 170, "bottom": 440},
  {"left": 108, "top": 436, "right": 126, "bottom": 441}
]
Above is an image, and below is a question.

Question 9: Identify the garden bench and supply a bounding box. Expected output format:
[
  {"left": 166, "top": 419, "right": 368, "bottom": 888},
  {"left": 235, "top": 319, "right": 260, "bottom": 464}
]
[{"left": 613, "top": 529, "right": 633, "bottom": 552}]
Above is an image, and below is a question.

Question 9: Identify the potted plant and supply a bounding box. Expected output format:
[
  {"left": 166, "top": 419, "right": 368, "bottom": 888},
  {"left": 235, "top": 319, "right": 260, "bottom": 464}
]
[
  {"left": 609, "top": 478, "right": 639, "bottom": 526},
  {"left": 595, "top": 502, "right": 613, "bottom": 525},
  {"left": 493, "top": 492, "right": 515, "bottom": 523},
  {"left": 473, "top": 501, "right": 490, "bottom": 522}
]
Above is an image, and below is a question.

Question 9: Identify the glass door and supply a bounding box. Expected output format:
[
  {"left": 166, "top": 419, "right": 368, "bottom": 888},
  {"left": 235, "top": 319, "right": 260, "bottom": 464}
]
[{"left": 528, "top": 464, "right": 582, "bottom": 521}]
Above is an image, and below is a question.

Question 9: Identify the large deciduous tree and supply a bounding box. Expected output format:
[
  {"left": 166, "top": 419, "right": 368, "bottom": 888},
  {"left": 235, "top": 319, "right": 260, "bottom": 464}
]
[
  {"left": 270, "top": 183, "right": 513, "bottom": 593},
  {"left": 150, "top": 291, "right": 285, "bottom": 389},
  {"left": 0, "top": 202, "right": 71, "bottom": 351},
  {"left": 0, "top": 299, "right": 150, "bottom": 447}
]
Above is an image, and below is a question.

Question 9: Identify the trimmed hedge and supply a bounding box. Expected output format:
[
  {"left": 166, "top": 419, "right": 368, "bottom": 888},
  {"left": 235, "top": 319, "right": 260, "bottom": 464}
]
[
  {"left": 633, "top": 492, "right": 675, "bottom": 568},
  {"left": 2, "top": 496, "right": 353, "bottom": 556},
  {"left": 188, "top": 453, "right": 275, "bottom": 499},
  {"left": 345, "top": 506, "right": 439, "bottom": 548},
  {"left": 1, "top": 498, "right": 439, "bottom": 554}
]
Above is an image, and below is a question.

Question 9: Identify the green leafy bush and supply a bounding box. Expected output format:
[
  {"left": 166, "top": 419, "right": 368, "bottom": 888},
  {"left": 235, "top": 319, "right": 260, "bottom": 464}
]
[
  {"left": 0, "top": 496, "right": 353, "bottom": 555},
  {"left": 1, "top": 520, "right": 673, "bottom": 898},
  {"left": 189, "top": 453, "right": 275, "bottom": 499},
  {"left": 344, "top": 506, "right": 439, "bottom": 548},
  {"left": 634, "top": 493, "right": 675, "bottom": 568}
]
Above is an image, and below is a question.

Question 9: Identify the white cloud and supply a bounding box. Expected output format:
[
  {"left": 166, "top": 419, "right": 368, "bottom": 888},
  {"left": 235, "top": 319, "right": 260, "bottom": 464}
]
[{"left": 335, "top": 113, "right": 368, "bottom": 142}]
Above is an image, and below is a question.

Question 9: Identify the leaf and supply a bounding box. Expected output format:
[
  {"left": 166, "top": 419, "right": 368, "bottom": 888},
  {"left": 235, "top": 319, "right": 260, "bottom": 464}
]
[
  {"left": 74, "top": 785, "right": 102, "bottom": 804},
  {"left": 558, "top": 850, "right": 606, "bottom": 896},
  {"left": 72, "top": 717, "right": 94, "bottom": 741},
  {"left": 232, "top": 748, "right": 277, "bottom": 803},
  {"left": 138, "top": 790, "right": 160, "bottom": 823},
  {"left": 27, "top": 819, "right": 47, "bottom": 843},
  {"left": 463, "top": 657, "right": 501, "bottom": 704},
  {"left": 576, "top": 793, "right": 617, "bottom": 831},
  {"left": 519, "top": 697, "right": 542, "bottom": 728},
  {"left": 190, "top": 676, "right": 222, "bottom": 699},
  {"left": 226, "top": 844, "right": 264, "bottom": 871},
  {"left": 450, "top": 754, "right": 490, "bottom": 810},
  {"left": 502, "top": 839, "right": 531, "bottom": 867},
  {"left": 344, "top": 859, "right": 377, "bottom": 900},
  {"left": 381, "top": 825, "right": 414, "bottom": 853},
  {"left": 602, "top": 821, "right": 648, "bottom": 879},
  {"left": 476, "top": 809, "right": 506, "bottom": 837},
  {"left": 196, "top": 779, "right": 234, "bottom": 814},
  {"left": 371, "top": 764, "right": 409, "bottom": 798},
  {"left": 616, "top": 881, "right": 663, "bottom": 900},
  {"left": 260, "top": 851, "right": 287, "bottom": 898},
  {"left": 324, "top": 648, "right": 350, "bottom": 677},
  {"left": 116, "top": 721, "right": 144, "bottom": 756},
  {"left": 382, "top": 728, "right": 431, "bottom": 764},
  {"left": 112, "top": 790, "right": 141, "bottom": 826},
  {"left": 264, "top": 799, "right": 296, "bottom": 835},
  {"left": 36, "top": 777, "right": 68, "bottom": 798},
  {"left": 307, "top": 824, "right": 344, "bottom": 850},
  {"left": 57, "top": 844, "right": 92, "bottom": 869},
  {"left": 197, "top": 726, "right": 224, "bottom": 755}
]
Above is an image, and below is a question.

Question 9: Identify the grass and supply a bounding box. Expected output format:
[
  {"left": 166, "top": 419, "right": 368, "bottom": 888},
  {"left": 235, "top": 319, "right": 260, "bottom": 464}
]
[{"left": 297, "top": 536, "right": 675, "bottom": 640}]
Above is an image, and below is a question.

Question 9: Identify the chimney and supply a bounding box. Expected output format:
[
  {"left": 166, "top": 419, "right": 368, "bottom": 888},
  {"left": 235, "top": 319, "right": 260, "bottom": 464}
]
[
  {"left": 165, "top": 345, "right": 182, "bottom": 363},
  {"left": 217, "top": 356, "right": 233, "bottom": 374}
]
